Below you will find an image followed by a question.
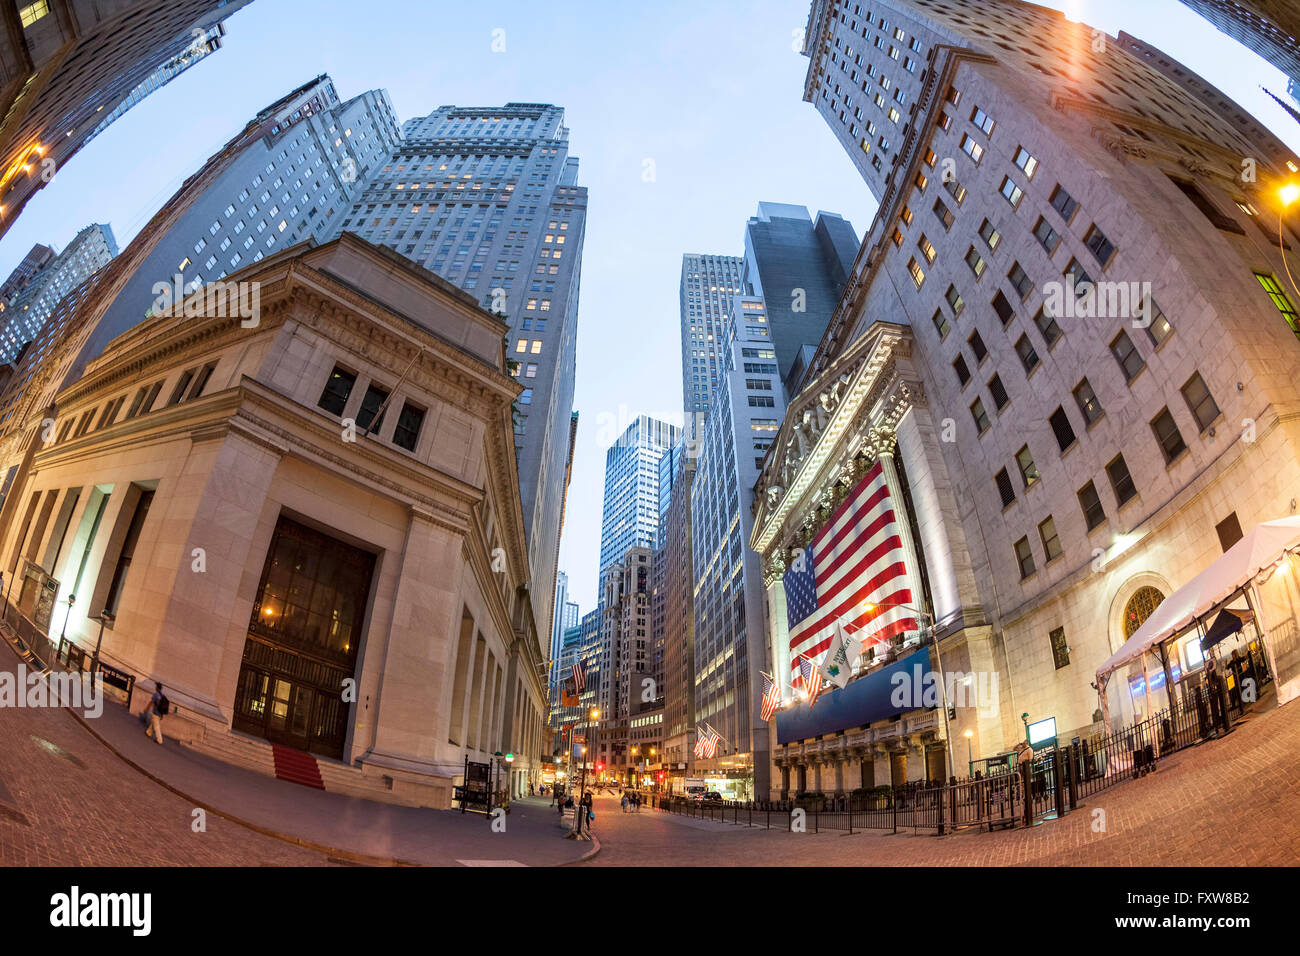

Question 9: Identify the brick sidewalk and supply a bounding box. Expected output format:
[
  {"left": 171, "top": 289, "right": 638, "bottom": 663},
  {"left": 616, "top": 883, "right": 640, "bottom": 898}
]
[{"left": 0, "top": 641, "right": 591, "bottom": 866}]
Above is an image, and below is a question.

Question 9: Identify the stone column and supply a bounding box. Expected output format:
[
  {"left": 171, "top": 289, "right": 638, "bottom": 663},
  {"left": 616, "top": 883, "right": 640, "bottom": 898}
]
[
  {"left": 866, "top": 428, "right": 928, "bottom": 619},
  {"left": 834, "top": 757, "right": 845, "bottom": 797}
]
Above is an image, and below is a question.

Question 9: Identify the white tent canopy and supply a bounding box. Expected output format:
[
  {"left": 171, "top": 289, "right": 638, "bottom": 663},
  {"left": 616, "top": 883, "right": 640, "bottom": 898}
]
[{"left": 1096, "top": 515, "right": 1300, "bottom": 681}]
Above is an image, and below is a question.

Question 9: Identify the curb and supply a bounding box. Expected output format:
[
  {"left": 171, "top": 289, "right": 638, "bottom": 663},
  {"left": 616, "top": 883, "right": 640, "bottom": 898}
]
[{"left": 60, "top": 700, "right": 592, "bottom": 868}]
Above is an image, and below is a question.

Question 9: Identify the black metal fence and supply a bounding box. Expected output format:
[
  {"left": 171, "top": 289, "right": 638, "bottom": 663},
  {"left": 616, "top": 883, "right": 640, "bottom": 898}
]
[{"left": 648, "top": 679, "right": 1236, "bottom": 836}]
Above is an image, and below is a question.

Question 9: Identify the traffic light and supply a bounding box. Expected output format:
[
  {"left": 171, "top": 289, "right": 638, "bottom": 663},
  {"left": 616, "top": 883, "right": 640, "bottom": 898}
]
[{"left": 596, "top": 763, "right": 604, "bottom": 772}]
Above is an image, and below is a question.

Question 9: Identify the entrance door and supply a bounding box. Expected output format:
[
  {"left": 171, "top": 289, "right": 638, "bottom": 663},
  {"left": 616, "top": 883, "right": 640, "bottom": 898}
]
[
  {"left": 230, "top": 516, "right": 375, "bottom": 761},
  {"left": 925, "top": 744, "right": 947, "bottom": 783}
]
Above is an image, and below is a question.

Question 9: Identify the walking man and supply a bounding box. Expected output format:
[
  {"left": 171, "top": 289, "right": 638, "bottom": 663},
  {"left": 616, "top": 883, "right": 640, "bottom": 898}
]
[{"left": 144, "top": 683, "right": 169, "bottom": 745}]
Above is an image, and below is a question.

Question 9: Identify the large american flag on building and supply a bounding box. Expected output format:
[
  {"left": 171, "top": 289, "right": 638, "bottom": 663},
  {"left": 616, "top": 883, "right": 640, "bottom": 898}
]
[{"left": 784, "top": 460, "right": 918, "bottom": 682}]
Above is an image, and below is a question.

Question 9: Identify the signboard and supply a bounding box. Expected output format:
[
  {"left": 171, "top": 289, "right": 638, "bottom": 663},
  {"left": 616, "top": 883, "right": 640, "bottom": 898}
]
[
  {"left": 457, "top": 758, "right": 492, "bottom": 813},
  {"left": 17, "top": 560, "right": 58, "bottom": 634},
  {"left": 1027, "top": 716, "right": 1057, "bottom": 748}
]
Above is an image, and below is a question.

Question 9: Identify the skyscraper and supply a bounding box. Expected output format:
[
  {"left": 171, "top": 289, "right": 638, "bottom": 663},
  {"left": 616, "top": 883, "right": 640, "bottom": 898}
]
[
  {"left": 1178, "top": 1, "right": 1300, "bottom": 88},
  {"left": 0, "top": 0, "right": 254, "bottom": 241},
  {"left": 334, "top": 102, "right": 587, "bottom": 645},
  {"left": 680, "top": 254, "right": 745, "bottom": 439},
  {"left": 690, "top": 296, "right": 788, "bottom": 799},
  {"left": 748, "top": 0, "right": 1300, "bottom": 794},
  {"left": 656, "top": 447, "right": 696, "bottom": 788},
  {"left": 598, "top": 415, "right": 680, "bottom": 580},
  {"left": 0, "top": 223, "right": 118, "bottom": 363},
  {"left": 742, "top": 203, "right": 859, "bottom": 394}
]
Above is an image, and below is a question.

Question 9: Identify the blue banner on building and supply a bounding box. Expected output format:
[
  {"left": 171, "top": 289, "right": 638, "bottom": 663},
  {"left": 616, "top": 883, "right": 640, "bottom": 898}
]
[{"left": 776, "top": 645, "right": 934, "bottom": 745}]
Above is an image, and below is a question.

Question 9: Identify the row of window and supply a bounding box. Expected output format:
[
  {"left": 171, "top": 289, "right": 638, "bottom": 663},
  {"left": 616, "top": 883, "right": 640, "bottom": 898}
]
[
  {"left": 317, "top": 365, "right": 425, "bottom": 451},
  {"left": 58, "top": 362, "right": 216, "bottom": 443}
]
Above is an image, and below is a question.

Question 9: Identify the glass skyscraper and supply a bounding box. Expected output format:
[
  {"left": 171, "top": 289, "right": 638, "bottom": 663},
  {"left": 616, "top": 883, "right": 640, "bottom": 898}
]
[{"left": 598, "top": 415, "right": 680, "bottom": 582}]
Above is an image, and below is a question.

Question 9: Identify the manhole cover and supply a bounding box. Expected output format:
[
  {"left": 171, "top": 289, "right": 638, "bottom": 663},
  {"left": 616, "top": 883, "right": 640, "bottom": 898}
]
[{"left": 30, "top": 736, "right": 87, "bottom": 770}]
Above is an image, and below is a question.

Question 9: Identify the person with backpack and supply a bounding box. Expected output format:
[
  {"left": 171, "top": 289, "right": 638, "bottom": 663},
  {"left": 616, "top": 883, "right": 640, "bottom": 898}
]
[{"left": 145, "top": 683, "right": 169, "bottom": 745}]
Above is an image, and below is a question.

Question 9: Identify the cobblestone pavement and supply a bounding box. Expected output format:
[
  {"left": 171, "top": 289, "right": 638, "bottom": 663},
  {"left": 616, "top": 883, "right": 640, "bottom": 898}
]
[
  {"left": 0, "top": 654, "right": 334, "bottom": 866},
  {"left": 581, "top": 698, "right": 1300, "bottom": 866}
]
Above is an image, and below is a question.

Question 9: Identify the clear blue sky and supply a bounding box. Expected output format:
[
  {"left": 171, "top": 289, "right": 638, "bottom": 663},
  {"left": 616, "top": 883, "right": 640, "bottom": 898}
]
[{"left": 3, "top": 0, "right": 1297, "bottom": 616}]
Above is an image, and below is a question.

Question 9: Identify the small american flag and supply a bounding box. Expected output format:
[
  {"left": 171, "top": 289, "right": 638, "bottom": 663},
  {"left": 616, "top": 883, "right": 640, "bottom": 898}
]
[
  {"left": 571, "top": 661, "right": 585, "bottom": 692},
  {"left": 798, "top": 656, "right": 823, "bottom": 708},
  {"left": 760, "top": 672, "right": 781, "bottom": 722},
  {"left": 693, "top": 724, "right": 721, "bottom": 759}
]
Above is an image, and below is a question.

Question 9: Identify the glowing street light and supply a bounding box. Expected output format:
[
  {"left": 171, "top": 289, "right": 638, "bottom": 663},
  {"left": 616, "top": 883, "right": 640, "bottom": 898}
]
[{"left": 1280, "top": 183, "right": 1300, "bottom": 207}]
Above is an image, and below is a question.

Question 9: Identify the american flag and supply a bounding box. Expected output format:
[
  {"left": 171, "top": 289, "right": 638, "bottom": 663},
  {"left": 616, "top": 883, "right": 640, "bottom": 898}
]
[
  {"left": 784, "top": 460, "right": 918, "bottom": 681},
  {"left": 797, "top": 656, "right": 823, "bottom": 708},
  {"left": 760, "top": 672, "right": 781, "bottom": 722},
  {"left": 571, "top": 661, "right": 585, "bottom": 692},
  {"left": 694, "top": 724, "right": 720, "bottom": 759}
]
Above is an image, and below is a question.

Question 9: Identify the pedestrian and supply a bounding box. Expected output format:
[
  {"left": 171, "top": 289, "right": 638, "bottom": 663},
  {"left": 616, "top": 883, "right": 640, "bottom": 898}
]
[
  {"left": 144, "top": 682, "right": 169, "bottom": 745},
  {"left": 581, "top": 790, "right": 594, "bottom": 836},
  {"left": 621, "top": 792, "right": 629, "bottom": 813}
]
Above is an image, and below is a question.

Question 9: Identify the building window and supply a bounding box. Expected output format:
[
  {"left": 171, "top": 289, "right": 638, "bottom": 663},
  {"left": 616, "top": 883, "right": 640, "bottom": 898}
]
[
  {"left": 1049, "top": 184, "right": 1079, "bottom": 221},
  {"left": 1181, "top": 372, "right": 1220, "bottom": 432},
  {"left": 946, "top": 285, "right": 965, "bottom": 316},
  {"left": 1083, "top": 224, "right": 1117, "bottom": 266},
  {"left": 931, "top": 308, "right": 950, "bottom": 339},
  {"left": 907, "top": 257, "right": 925, "bottom": 288},
  {"left": 1169, "top": 177, "right": 1244, "bottom": 234},
  {"left": 1015, "top": 334, "right": 1039, "bottom": 374},
  {"left": 970, "top": 397, "right": 991, "bottom": 434},
  {"left": 1078, "top": 481, "right": 1106, "bottom": 531},
  {"left": 960, "top": 134, "right": 984, "bottom": 163},
  {"left": 1151, "top": 407, "right": 1188, "bottom": 463},
  {"left": 318, "top": 366, "right": 356, "bottom": 416},
  {"left": 1014, "top": 536, "right": 1035, "bottom": 579},
  {"left": 1254, "top": 273, "right": 1300, "bottom": 336},
  {"left": 953, "top": 354, "right": 971, "bottom": 386},
  {"left": 995, "top": 467, "right": 1016, "bottom": 508},
  {"left": 992, "top": 290, "right": 1014, "bottom": 325},
  {"left": 356, "top": 384, "right": 390, "bottom": 432},
  {"left": 1109, "top": 330, "right": 1145, "bottom": 382},
  {"left": 1015, "top": 445, "right": 1039, "bottom": 488},
  {"left": 1048, "top": 627, "right": 1070, "bottom": 669},
  {"left": 392, "top": 402, "right": 425, "bottom": 451},
  {"left": 968, "top": 330, "right": 988, "bottom": 363},
  {"left": 1013, "top": 147, "right": 1039, "bottom": 179},
  {"left": 1033, "top": 306, "right": 1062, "bottom": 347},
  {"left": 917, "top": 234, "right": 937, "bottom": 264},
  {"left": 1145, "top": 299, "right": 1174, "bottom": 347},
  {"left": 932, "top": 198, "right": 954, "bottom": 231},
  {"left": 999, "top": 177, "right": 1024, "bottom": 208},
  {"left": 1049, "top": 406, "right": 1076, "bottom": 453},
  {"left": 965, "top": 247, "right": 986, "bottom": 277},
  {"left": 978, "top": 218, "right": 1001, "bottom": 252},
  {"left": 1038, "top": 516, "right": 1063, "bottom": 562},
  {"left": 1032, "top": 217, "right": 1060, "bottom": 254},
  {"left": 1073, "top": 378, "right": 1103, "bottom": 425},
  {"left": 988, "top": 373, "right": 1009, "bottom": 410},
  {"left": 969, "top": 105, "right": 994, "bottom": 134},
  {"left": 1107, "top": 454, "right": 1138, "bottom": 506},
  {"left": 1007, "top": 262, "right": 1033, "bottom": 299}
]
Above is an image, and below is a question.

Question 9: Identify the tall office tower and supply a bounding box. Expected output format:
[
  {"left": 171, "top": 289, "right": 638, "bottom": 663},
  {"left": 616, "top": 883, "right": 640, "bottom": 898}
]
[
  {"left": 335, "top": 103, "right": 587, "bottom": 648},
  {"left": 0, "top": 243, "right": 55, "bottom": 303},
  {"left": 747, "top": 0, "right": 1300, "bottom": 793},
  {"left": 657, "top": 449, "right": 696, "bottom": 789},
  {"left": 0, "top": 0, "right": 254, "bottom": 241},
  {"left": 0, "top": 76, "right": 398, "bottom": 538},
  {"left": 680, "top": 254, "right": 745, "bottom": 440},
  {"left": 1179, "top": 1, "right": 1300, "bottom": 88},
  {"left": 595, "top": 544, "right": 653, "bottom": 780},
  {"left": 81, "top": 23, "right": 231, "bottom": 150},
  {"left": 550, "top": 570, "right": 571, "bottom": 696},
  {"left": 597, "top": 415, "right": 680, "bottom": 580},
  {"left": 0, "top": 223, "right": 117, "bottom": 363},
  {"left": 742, "top": 203, "right": 859, "bottom": 395},
  {"left": 689, "top": 297, "right": 786, "bottom": 800}
]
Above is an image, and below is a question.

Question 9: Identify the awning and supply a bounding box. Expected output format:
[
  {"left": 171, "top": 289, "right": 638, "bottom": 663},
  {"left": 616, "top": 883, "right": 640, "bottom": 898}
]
[
  {"left": 1096, "top": 515, "right": 1300, "bottom": 682},
  {"left": 1200, "top": 608, "right": 1254, "bottom": 651}
]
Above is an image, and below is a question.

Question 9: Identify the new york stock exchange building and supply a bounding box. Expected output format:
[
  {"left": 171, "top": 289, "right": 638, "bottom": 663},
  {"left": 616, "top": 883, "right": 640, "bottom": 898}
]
[
  {"left": 752, "top": 309, "right": 1300, "bottom": 799},
  {"left": 751, "top": 321, "right": 1013, "bottom": 796}
]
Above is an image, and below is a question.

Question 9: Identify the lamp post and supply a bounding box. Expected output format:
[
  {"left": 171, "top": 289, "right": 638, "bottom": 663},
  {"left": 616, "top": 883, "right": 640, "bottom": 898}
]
[
  {"left": 963, "top": 728, "right": 974, "bottom": 777},
  {"left": 864, "top": 601, "right": 956, "bottom": 782},
  {"left": 59, "top": 593, "right": 75, "bottom": 649},
  {"left": 571, "top": 707, "right": 598, "bottom": 835},
  {"left": 90, "top": 608, "right": 114, "bottom": 675}
]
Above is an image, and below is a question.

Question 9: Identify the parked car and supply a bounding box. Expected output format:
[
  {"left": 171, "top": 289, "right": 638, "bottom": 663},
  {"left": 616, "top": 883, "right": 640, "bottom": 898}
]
[{"left": 703, "top": 790, "right": 724, "bottom": 802}]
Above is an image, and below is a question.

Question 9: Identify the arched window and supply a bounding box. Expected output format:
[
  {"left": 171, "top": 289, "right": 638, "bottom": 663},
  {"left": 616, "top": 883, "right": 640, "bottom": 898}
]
[{"left": 1123, "top": 586, "right": 1165, "bottom": 639}]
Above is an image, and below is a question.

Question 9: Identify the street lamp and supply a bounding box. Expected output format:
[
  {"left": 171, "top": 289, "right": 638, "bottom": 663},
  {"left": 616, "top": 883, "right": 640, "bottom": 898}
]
[
  {"left": 963, "top": 728, "right": 974, "bottom": 777},
  {"left": 90, "top": 608, "right": 114, "bottom": 675},
  {"left": 1277, "top": 183, "right": 1300, "bottom": 302},
  {"left": 59, "top": 593, "right": 75, "bottom": 650},
  {"left": 864, "top": 601, "right": 956, "bottom": 782}
]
